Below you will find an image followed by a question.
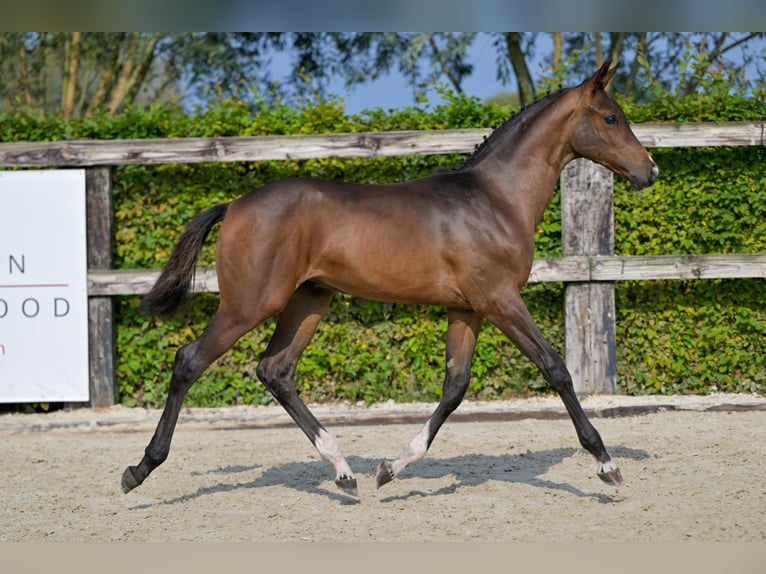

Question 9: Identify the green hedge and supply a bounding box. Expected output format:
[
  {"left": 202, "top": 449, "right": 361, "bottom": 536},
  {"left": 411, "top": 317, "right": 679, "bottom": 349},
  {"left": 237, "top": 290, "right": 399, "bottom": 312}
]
[{"left": 1, "top": 88, "right": 764, "bottom": 406}]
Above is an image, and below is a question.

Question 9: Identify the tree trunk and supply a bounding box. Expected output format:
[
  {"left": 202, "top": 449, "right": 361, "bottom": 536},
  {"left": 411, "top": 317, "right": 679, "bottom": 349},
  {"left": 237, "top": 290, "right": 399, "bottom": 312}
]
[
  {"left": 107, "top": 36, "right": 137, "bottom": 114},
  {"left": 594, "top": 33, "right": 603, "bottom": 66},
  {"left": 552, "top": 32, "right": 562, "bottom": 72},
  {"left": 33, "top": 33, "right": 50, "bottom": 109},
  {"left": 17, "top": 39, "right": 34, "bottom": 106},
  {"left": 87, "top": 33, "right": 124, "bottom": 116},
  {"left": 625, "top": 33, "right": 647, "bottom": 96},
  {"left": 503, "top": 32, "right": 535, "bottom": 105},
  {"left": 428, "top": 35, "right": 463, "bottom": 93},
  {"left": 62, "top": 32, "right": 83, "bottom": 120},
  {"left": 608, "top": 33, "right": 627, "bottom": 67},
  {"left": 107, "top": 33, "right": 158, "bottom": 113},
  {"left": 126, "top": 35, "right": 159, "bottom": 105}
]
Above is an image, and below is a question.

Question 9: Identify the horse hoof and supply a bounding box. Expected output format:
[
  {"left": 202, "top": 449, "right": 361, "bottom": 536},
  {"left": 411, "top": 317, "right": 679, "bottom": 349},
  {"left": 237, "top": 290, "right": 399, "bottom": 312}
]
[
  {"left": 375, "top": 461, "right": 394, "bottom": 489},
  {"left": 597, "top": 461, "right": 623, "bottom": 486},
  {"left": 334, "top": 475, "right": 358, "bottom": 496},
  {"left": 121, "top": 466, "right": 142, "bottom": 494}
]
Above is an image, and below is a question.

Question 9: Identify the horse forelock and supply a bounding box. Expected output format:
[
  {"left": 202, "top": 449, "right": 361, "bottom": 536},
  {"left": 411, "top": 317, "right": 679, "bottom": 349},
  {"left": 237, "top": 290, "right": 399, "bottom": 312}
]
[{"left": 456, "top": 87, "right": 571, "bottom": 171}]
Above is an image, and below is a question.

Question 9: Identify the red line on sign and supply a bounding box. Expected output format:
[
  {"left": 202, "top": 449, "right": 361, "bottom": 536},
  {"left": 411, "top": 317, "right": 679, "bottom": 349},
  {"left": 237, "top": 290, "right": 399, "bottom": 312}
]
[{"left": 0, "top": 283, "right": 70, "bottom": 289}]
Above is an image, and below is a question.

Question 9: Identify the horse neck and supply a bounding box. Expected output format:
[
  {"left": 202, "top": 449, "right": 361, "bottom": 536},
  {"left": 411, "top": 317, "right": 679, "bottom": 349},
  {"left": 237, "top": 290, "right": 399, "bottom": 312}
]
[{"left": 472, "top": 92, "right": 579, "bottom": 226}]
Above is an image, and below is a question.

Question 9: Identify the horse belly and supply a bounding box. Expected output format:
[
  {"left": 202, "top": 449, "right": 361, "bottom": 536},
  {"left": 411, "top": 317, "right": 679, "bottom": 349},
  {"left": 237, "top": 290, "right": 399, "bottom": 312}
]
[{"left": 310, "top": 242, "right": 467, "bottom": 308}]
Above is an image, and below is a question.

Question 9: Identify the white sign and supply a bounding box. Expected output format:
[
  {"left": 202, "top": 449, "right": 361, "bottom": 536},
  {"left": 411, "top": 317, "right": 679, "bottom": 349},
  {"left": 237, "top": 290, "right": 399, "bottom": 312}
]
[{"left": 0, "top": 170, "right": 89, "bottom": 402}]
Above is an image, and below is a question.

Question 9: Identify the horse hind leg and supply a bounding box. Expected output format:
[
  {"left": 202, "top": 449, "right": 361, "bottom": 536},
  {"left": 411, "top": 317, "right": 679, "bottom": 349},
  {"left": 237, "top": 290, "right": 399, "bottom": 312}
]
[
  {"left": 254, "top": 283, "right": 359, "bottom": 495},
  {"left": 376, "top": 310, "right": 482, "bottom": 488},
  {"left": 486, "top": 292, "right": 622, "bottom": 487},
  {"left": 121, "top": 307, "right": 260, "bottom": 494}
]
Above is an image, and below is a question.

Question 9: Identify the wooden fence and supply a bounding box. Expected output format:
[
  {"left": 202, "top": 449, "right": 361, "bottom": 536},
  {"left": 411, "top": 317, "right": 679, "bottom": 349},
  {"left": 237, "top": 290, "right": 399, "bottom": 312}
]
[{"left": 1, "top": 121, "right": 764, "bottom": 406}]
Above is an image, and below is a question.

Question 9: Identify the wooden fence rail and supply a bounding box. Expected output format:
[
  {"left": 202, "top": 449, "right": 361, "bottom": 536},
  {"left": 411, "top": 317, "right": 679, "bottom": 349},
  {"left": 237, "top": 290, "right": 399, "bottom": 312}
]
[
  {"left": 1, "top": 121, "right": 764, "bottom": 406},
  {"left": 0, "top": 122, "right": 763, "bottom": 167},
  {"left": 86, "top": 253, "right": 766, "bottom": 297}
]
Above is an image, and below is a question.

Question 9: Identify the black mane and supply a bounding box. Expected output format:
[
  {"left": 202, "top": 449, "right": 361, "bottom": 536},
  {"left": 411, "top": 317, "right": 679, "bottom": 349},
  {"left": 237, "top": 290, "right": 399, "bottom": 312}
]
[{"left": 456, "top": 87, "right": 570, "bottom": 171}]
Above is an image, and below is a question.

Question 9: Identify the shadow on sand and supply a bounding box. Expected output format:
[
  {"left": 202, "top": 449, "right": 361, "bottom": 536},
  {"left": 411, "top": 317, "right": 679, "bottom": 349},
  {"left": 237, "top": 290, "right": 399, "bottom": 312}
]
[{"left": 129, "top": 444, "right": 649, "bottom": 509}]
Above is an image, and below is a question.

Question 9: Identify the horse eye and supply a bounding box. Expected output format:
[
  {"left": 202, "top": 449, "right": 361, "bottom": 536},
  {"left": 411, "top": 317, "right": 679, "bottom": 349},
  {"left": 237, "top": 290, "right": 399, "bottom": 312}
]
[{"left": 605, "top": 114, "right": 618, "bottom": 125}]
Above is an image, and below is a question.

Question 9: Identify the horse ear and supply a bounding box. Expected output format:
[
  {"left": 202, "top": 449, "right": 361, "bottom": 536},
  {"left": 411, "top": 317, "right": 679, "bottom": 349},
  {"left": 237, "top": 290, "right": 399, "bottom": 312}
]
[{"left": 588, "top": 60, "right": 618, "bottom": 92}]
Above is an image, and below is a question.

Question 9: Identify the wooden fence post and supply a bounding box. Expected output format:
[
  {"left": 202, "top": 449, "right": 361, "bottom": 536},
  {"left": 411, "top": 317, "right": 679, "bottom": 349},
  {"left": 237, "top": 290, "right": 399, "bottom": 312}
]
[
  {"left": 561, "top": 159, "right": 617, "bottom": 394},
  {"left": 86, "top": 167, "right": 116, "bottom": 407}
]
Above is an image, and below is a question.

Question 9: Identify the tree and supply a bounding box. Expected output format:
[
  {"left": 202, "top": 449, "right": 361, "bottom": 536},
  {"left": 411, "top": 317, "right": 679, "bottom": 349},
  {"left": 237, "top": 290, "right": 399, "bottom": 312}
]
[
  {"left": 554, "top": 32, "right": 765, "bottom": 100},
  {"left": 499, "top": 32, "right": 536, "bottom": 105},
  {"left": 1, "top": 32, "right": 763, "bottom": 118},
  {"left": 334, "top": 32, "right": 764, "bottom": 108},
  {"left": 1, "top": 33, "right": 172, "bottom": 117},
  {"left": 678, "top": 32, "right": 763, "bottom": 95},
  {"left": 327, "top": 32, "right": 477, "bottom": 95},
  {"left": 0, "top": 33, "right": 294, "bottom": 117}
]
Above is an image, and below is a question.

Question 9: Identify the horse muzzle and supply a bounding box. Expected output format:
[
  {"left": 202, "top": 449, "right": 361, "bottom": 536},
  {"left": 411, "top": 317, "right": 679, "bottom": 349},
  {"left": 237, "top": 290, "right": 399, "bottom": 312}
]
[
  {"left": 628, "top": 157, "right": 659, "bottom": 190},
  {"left": 648, "top": 160, "right": 660, "bottom": 185}
]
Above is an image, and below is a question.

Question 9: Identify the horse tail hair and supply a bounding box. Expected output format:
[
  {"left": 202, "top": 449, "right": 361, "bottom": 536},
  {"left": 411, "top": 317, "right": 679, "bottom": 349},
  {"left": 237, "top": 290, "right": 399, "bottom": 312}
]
[{"left": 141, "top": 203, "right": 229, "bottom": 319}]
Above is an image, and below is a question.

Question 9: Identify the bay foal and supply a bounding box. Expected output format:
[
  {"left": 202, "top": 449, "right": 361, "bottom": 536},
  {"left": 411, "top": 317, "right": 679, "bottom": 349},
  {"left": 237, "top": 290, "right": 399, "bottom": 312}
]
[{"left": 122, "top": 62, "right": 658, "bottom": 496}]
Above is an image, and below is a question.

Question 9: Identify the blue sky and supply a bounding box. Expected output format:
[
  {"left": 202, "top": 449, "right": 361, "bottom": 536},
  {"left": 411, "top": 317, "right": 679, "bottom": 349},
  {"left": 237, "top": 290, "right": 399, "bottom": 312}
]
[
  {"left": 267, "top": 34, "right": 550, "bottom": 115},
  {"left": 332, "top": 36, "right": 520, "bottom": 114}
]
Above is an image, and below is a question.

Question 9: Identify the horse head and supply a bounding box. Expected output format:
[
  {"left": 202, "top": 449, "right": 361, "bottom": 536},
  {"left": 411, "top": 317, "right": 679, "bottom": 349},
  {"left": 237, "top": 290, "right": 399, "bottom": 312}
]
[{"left": 570, "top": 61, "right": 659, "bottom": 190}]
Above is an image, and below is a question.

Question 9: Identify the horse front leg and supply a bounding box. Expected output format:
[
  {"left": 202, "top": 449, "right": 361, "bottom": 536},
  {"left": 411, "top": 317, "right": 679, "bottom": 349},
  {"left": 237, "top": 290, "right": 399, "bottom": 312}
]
[
  {"left": 485, "top": 292, "right": 622, "bottom": 486},
  {"left": 376, "top": 310, "right": 482, "bottom": 488}
]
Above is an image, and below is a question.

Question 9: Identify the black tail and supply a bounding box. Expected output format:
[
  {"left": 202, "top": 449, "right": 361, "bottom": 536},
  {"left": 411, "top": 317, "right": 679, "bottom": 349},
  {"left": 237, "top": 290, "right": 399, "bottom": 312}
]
[{"left": 141, "top": 203, "right": 229, "bottom": 319}]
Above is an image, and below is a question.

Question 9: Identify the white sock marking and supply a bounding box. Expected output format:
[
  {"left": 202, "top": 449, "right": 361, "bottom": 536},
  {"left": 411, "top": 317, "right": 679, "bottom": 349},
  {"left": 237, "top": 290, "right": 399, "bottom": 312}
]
[
  {"left": 315, "top": 428, "right": 353, "bottom": 479},
  {"left": 390, "top": 420, "right": 431, "bottom": 477},
  {"left": 598, "top": 459, "right": 619, "bottom": 475}
]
